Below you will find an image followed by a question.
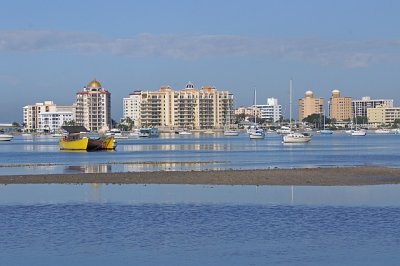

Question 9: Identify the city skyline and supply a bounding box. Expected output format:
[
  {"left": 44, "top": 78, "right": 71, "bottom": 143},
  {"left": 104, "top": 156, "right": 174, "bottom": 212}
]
[{"left": 1, "top": 0, "right": 400, "bottom": 122}]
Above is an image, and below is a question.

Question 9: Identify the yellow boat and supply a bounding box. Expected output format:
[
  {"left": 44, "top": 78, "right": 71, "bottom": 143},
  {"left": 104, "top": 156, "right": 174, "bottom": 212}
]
[
  {"left": 59, "top": 135, "right": 89, "bottom": 150},
  {"left": 59, "top": 126, "right": 116, "bottom": 151}
]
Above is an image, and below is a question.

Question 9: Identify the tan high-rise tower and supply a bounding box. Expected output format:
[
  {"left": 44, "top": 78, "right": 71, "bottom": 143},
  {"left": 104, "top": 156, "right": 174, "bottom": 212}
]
[
  {"left": 298, "top": 91, "right": 324, "bottom": 121},
  {"left": 75, "top": 79, "right": 111, "bottom": 132},
  {"left": 328, "top": 89, "right": 352, "bottom": 122}
]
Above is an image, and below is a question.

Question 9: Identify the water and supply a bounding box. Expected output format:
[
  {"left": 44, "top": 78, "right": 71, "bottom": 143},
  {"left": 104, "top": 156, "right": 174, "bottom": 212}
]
[
  {"left": 1, "top": 184, "right": 400, "bottom": 266},
  {"left": 1, "top": 132, "right": 400, "bottom": 174},
  {"left": 2, "top": 132, "right": 400, "bottom": 265}
]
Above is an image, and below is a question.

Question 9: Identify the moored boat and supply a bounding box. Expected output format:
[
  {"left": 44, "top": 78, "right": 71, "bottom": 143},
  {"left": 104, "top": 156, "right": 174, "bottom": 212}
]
[
  {"left": 351, "top": 130, "right": 366, "bottom": 136},
  {"left": 0, "top": 134, "right": 13, "bottom": 141},
  {"left": 59, "top": 126, "right": 115, "bottom": 151},
  {"left": 249, "top": 129, "right": 265, "bottom": 139},
  {"left": 282, "top": 80, "right": 312, "bottom": 144},
  {"left": 282, "top": 132, "right": 312, "bottom": 143},
  {"left": 223, "top": 130, "right": 240, "bottom": 136},
  {"left": 106, "top": 128, "right": 129, "bottom": 139},
  {"left": 138, "top": 127, "right": 159, "bottom": 137},
  {"left": 375, "top": 129, "right": 391, "bottom": 134}
]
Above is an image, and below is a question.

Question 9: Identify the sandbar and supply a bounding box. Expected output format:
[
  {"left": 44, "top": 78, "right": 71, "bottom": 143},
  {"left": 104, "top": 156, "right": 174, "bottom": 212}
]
[{"left": 1, "top": 166, "right": 400, "bottom": 186}]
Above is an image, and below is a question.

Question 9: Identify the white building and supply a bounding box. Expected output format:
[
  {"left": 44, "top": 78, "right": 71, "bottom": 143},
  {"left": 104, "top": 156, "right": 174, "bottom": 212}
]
[
  {"left": 255, "top": 98, "right": 282, "bottom": 122},
  {"left": 75, "top": 79, "right": 111, "bottom": 132},
  {"left": 23, "top": 101, "right": 57, "bottom": 132},
  {"left": 40, "top": 111, "right": 75, "bottom": 133},
  {"left": 123, "top": 90, "right": 142, "bottom": 126},
  {"left": 23, "top": 101, "right": 76, "bottom": 132},
  {"left": 352, "top": 96, "right": 393, "bottom": 118}
]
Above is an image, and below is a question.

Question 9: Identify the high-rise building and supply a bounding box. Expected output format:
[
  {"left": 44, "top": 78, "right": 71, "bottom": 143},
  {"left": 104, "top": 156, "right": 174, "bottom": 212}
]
[
  {"left": 352, "top": 96, "right": 394, "bottom": 118},
  {"left": 298, "top": 91, "right": 324, "bottom": 121},
  {"left": 23, "top": 101, "right": 57, "bottom": 132},
  {"left": 23, "top": 101, "right": 75, "bottom": 132},
  {"left": 256, "top": 98, "right": 282, "bottom": 122},
  {"left": 328, "top": 90, "right": 352, "bottom": 122},
  {"left": 123, "top": 90, "right": 142, "bottom": 127},
  {"left": 75, "top": 79, "right": 111, "bottom": 132},
  {"left": 123, "top": 82, "right": 234, "bottom": 130}
]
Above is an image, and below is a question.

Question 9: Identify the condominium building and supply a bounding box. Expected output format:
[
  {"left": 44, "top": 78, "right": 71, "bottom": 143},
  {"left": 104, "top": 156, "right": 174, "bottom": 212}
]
[
  {"left": 123, "top": 82, "right": 234, "bottom": 130},
  {"left": 23, "top": 101, "right": 57, "bottom": 132},
  {"left": 352, "top": 96, "right": 393, "bottom": 118},
  {"left": 256, "top": 98, "right": 282, "bottom": 122},
  {"left": 298, "top": 91, "right": 324, "bottom": 121},
  {"left": 328, "top": 90, "right": 352, "bottom": 122},
  {"left": 75, "top": 79, "right": 111, "bottom": 132},
  {"left": 235, "top": 106, "right": 259, "bottom": 117},
  {"left": 23, "top": 101, "right": 75, "bottom": 132},
  {"left": 367, "top": 105, "right": 400, "bottom": 127},
  {"left": 123, "top": 90, "right": 142, "bottom": 126},
  {"left": 40, "top": 111, "right": 75, "bottom": 132}
]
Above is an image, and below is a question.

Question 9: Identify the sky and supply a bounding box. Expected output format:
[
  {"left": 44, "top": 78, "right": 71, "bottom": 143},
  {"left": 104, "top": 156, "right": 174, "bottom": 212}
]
[{"left": 1, "top": 0, "right": 399, "bottom": 122}]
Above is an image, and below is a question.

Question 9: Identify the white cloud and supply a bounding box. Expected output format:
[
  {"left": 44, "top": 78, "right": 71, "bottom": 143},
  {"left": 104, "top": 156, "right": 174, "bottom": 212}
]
[{"left": 0, "top": 29, "right": 399, "bottom": 68}]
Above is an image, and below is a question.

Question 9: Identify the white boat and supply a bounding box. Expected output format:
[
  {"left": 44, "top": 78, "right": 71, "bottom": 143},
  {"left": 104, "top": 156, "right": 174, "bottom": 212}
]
[
  {"left": 248, "top": 89, "right": 265, "bottom": 139},
  {"left": 249, "top": 129, "right": 265, "bottom": 139},
  {"left": 223, "top": 103, "right": 239, "bottom": 136},
  {"left": 129, "top": 129, "right": 140, "bottom": 138},
  {"left": 351, "top": 114, "right": 366, "bottom": 136},
  {"left": 178, "top": 131, "right": 192, "bottom": 135},
  {"left": 203, "top": 130, "right": 215, "bottom": 134},
  {"left": 283, "top": 80, "right": 311, "bottom": 144},
  {"left": 52, "top": 133, "right": 64, "bottom": 138},
  {"left": 0, "top": 134, "right": 14, "bottom": 141},
  {"left": 283, "top": 132, "right": 312, "bottom": 143},
  {"left": 223, "top": 130, "right": 240, "bottom": 136},
  {"left": 375, "top": 129, "right": 391, "bottom": 134},
  {"left": 320, "top": 110, "right": 333, "bottom": 134},
  {"left": 106, "top": 129, "right": 129, "bottom": 139},
  {"left": 351, "top": 130, "right": 366, "bottom": 136},
  {"left": 139, "top": 127, "right": 160, "bottom": 137},
  {"left": 276, "top": 127, "right": 292, "bottom": 135}
]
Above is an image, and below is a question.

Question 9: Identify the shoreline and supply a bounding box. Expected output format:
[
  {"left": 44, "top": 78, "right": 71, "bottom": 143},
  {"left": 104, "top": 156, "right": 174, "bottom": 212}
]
[{"left": 1, "top": 166, "right": 400, "bottom": 186}]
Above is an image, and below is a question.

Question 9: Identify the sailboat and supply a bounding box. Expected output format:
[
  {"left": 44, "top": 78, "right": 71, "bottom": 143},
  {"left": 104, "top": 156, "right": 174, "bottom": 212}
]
[
  {"left": 282, "top": 80, "right": 312, "bottom": 143},
  {"left": 320, "top": 111, "right": 333, "bottom": 134},
  {"left": 351, "top": 114, "right": 366, "bottom": 136},
  {"left": 248, "top": 89, "right": 265, "bottom": 139},
  {"left": 223, "top": 98, "right": 240, "bottom": 136}
]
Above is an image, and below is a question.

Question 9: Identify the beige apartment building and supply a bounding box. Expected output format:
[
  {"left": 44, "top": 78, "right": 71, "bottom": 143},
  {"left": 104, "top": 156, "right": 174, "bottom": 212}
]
[
  {"left": 123, "top": 82, "right": 234, "bottom": 130},
  {"left": 234, "top": 106, "right": 260, "bottom": 118},
  {"left": 75, "top": 79, "right": 112, "bottom": 132},
  {"left": 23, "top": 101, "right": 75, "bottom": 132},
  {"left": 367, "top": 105, "right": 400, "bottom": 127},
  {"left": 328, "top": 89, "right": 352, "bottom": 122},
  {"left": 298, "top": 91, "right": 324, "bottom": 121}
]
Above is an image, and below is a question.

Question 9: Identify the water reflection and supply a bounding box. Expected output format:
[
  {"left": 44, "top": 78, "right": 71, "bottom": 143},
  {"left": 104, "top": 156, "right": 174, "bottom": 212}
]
[
  {"left": 1, "top": 184, "right": 400, "bottom": 207},
  {"left": 64, "top": 164, "right": 112, "bottom": 174},
  {"left": 119, "top": 143, "right": 231, "bottom": 152},
  {"left": 22, "top": 144, "right": 57, "bottom": 152}
]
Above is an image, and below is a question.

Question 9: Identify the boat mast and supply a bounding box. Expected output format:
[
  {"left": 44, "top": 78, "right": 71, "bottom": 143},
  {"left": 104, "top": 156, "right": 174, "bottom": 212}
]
[
  {"left": 289, "top": 79, "right": 292, "bottom": 129},
  {"left": 254, "top": 88, "right": 257, "bottom": 125}
]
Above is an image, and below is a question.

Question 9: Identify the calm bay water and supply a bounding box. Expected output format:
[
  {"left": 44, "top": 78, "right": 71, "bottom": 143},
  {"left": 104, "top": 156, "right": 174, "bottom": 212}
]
[
  {"left": 2, "top": 132, "right": 400, "bottom": 265},
  {"left": 1, "top": 132, "right": 400, "bottom": 174}
]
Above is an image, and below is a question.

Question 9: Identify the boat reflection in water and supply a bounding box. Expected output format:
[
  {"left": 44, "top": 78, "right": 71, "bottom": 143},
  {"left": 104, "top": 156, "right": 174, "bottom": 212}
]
[{"left": 64, "top": 164, "right": 112, "bottom": 174}]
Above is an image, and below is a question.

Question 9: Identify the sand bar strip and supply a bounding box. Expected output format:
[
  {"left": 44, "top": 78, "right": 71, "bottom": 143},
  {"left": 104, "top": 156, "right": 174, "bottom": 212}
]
[{"left": 1, "top": 166, "right": 400, "bottom": 186}]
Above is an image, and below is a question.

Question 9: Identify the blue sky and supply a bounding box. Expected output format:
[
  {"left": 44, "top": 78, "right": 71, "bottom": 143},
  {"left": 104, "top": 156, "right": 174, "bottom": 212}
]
[{"left": 1, "top": 0, "right": 399, "bottom": 122}]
